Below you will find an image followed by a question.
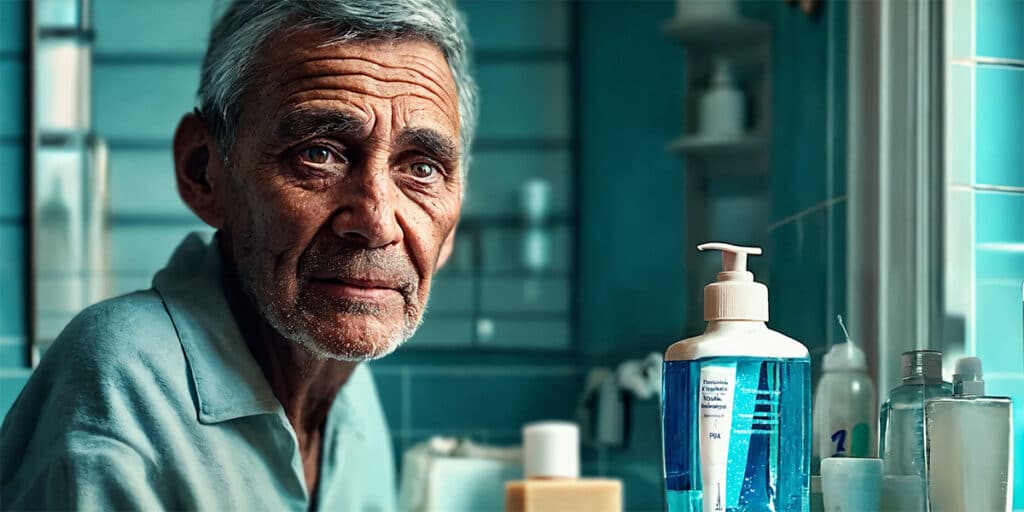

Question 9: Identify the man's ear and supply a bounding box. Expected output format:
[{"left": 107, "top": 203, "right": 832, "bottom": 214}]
[
  {"left": 173, "top": 111, "right": 224, "bottom": 229},
  {"left": 436, "top": 225, "right": 457, "bottom": 270}
]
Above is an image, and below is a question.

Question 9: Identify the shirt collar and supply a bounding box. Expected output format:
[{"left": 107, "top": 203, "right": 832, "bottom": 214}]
[
  {"left": 153, "top": 232, "right": 281, "bottom": 424},
  {"left": 152, "top": 232, "right": 369, "bottom": 436}
]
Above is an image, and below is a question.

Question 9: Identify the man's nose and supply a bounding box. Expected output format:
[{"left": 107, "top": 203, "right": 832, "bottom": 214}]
[{"left": 331, "top": 166, "right": 402, "bottom": 248}]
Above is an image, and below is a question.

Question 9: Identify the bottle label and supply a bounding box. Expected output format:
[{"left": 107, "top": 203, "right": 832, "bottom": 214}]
[{"left": 698, "top": 364, "right": 736, "bottom": 512}]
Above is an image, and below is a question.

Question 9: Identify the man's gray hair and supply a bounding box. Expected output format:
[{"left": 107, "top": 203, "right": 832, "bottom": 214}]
[{"left": 198, "top": 0, "right": 478, "bottom": 171}]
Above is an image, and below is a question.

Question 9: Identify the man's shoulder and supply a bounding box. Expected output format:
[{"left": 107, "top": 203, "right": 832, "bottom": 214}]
[{"left": 42, "top": 289, "right": 184, "bottom": 382}]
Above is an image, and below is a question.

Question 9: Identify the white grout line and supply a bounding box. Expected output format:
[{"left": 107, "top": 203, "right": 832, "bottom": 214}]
[
  {"left": 949, "top": 183, "right": 1024, "bottom": 194},
  {"left": 766, "top": 196, "right": 848, "bottom": 234},
  {"left": 0, "top": 336, "right": 25, "bottom": 347},
  {"left": 0, "top": 368, "right": 32, "bottom": 378},
  {"left": 949, "top": 56, "right": 1024, "bottom": 69}
]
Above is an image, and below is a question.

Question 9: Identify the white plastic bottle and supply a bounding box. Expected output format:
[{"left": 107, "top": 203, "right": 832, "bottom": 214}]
[
  {"left": 811, "top": 318, "right": 877, "bottom": 472},
  {"left": 699, "top": 59, "right": 746, "bottom": 138},
  {"left": 661, "top": 243, "right": 811, "bottom": 512}
]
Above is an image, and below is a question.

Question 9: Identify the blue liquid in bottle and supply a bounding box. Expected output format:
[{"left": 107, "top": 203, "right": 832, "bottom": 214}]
[{"left": 662, "top": 357, "right": 811, "bottom": 512}]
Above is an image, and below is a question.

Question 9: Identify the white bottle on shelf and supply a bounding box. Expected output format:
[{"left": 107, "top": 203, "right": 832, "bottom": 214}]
[{"left": 698, "top": 59, "right": 745, "bottom": 139}]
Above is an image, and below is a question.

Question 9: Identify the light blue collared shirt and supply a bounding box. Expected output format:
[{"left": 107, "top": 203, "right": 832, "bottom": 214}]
[{"left": 1, "top": 233, "right": 396, "bottom": 511}]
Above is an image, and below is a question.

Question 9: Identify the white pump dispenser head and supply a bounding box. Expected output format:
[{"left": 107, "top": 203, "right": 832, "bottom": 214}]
[{"left": 698, "top": 242, "right": 769, "bottom": 322}]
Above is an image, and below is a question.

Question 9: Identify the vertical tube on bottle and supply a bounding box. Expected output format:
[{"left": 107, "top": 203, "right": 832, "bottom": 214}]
[{"left": 698, "top": 364, "right": 737, "bottom": 512}]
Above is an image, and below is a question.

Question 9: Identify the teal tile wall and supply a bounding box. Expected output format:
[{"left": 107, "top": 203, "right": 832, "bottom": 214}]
[
  {"left": 975, "top": 0, "right": 1024, "bottom": 61},
  {"left": 763, "top": 0, "right": 849, "bottom": 360},
  {"left": 0, "top": 0, "right": 30, "bottom": 416},
  {"left": 578, "top": 0, "right": 687, "bottom": 363},
  {"left": 975, "top": 66, "right": 1024, "bottom": 188},
  {"left": 577, "top": 1, "right": 685, "bottom": 509}
]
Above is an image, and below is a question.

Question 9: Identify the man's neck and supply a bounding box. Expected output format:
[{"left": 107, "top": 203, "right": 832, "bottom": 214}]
[{"left": 216, "top": 235, "right": 356, "bottom": 441}]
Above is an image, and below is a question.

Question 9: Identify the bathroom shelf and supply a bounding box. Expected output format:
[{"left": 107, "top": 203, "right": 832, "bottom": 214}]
[
  {"left": 667, "top": 134, "right": 767, "bottom": 159},
  {"left": 661, "top": 17, "right": 770, "bottom": 50}
]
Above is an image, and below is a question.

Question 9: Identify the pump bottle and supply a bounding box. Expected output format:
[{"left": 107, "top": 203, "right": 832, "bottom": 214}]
[{"left": 661, "top": 243, "right": 811, "bottom": 512}]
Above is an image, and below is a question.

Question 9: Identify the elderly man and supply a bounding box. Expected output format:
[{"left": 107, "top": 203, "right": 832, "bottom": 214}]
[{"left": 1, "top": 0, "right": 476, "bottom": 509}]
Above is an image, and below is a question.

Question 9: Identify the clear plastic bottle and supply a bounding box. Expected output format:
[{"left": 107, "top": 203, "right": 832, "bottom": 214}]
[
  {"left": 878, "top": 350, "right": 952, "bottom": 511},
  {"left": 811, "top": 320, "right": 876, "bottom": 473},
  {"left": 662, "top": 243, "right": 810, "bottom": 512}
]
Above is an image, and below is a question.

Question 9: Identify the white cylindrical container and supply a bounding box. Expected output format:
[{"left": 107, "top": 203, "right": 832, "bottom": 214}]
[
  {"left": 820, "top": 458, "right": 882, "bottom": 512},
  {"left": 522, "top": 421, "right": 579, "bottom": 479}
]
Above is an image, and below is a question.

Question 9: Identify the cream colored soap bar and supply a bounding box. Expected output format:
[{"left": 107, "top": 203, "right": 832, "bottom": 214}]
[{"left": 505, "top": 478, "right": 622, "bottom": 512}]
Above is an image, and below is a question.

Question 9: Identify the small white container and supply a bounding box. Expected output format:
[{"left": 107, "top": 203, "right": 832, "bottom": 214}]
[
  {"left": 698, "top": 59, "right": 745, "bottom": 138},
  {"left": 821, "top": 458, "right": 882, "bottom": 512}
]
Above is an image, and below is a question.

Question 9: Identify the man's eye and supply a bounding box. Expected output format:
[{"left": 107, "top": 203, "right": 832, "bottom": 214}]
[
  {"left": 410, "top": 162, "right": 439, "bottom": 179},
  {"left": 297, "top": 146, "right": 338, "bottom": 165}
]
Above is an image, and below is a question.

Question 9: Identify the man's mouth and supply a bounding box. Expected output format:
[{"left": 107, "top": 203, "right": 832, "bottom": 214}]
[{"left": 308, "top": 277, "right": 405, "bottom": 301}]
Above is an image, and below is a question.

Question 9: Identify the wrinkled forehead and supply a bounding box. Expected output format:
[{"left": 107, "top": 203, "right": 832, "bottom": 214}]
[{"left": 245, "top": 26, "right": 461, "bottom": 137}]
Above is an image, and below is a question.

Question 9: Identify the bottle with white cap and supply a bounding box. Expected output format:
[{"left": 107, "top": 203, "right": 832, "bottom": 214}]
[
  {"left": 924, "top": 357, "right": 1013, "bottom": 512},
  {"left": 812, "top": 316, "right": 877, "bottom": 473},
  {"left": 662, "top": 242, "right": 811, "bottom": 512},
  {"left": 505, "top": 421, "right": 621, "bottom": 512}
]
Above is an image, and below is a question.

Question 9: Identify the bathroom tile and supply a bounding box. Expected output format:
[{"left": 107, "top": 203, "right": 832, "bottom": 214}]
[
  {"left": 480, "top": 225, "right": 571, "bottom": 274},
  {"left": 0, "top": 144, "right": 24, "bottom": 220},
  {"left": 475, "top": 62, "right": 570, "bottom": 140},
  {"left": 93, "top": 63, "right": 200, "bottom": 141},
  {"left": 0, "top": 59, "right": 25, "bottom": 138},
  {"left": 94, "top": 0, "right": 212, "bottom": 55},
  {"left": 767, "top": 210, "right": 828, "bottom": 353},
  {"left": 370, "top": 368, "right": 405, "bottom": 432},
  {"left": 110, "top": 224, "right": 211, "bottom": 275},
  {"left": 462, "top": 149, "right": 572, "bottom": 220},
  {"left": 480, "top": 277, "right": 569, "bottom": 314},
  {"left": 408, "top": 369, "right": 579, "bottom": 431},
  {"left": 976, "top": 0, "right": 1024, "bottom": 61},
  {"left": 975, "top": 66, "right": 1024, "bottom": 188},
  {"left": 0, "top": 1, "right": 25, "bottom": 53},
  {"left": 425, "top": 275, "right": 474, "bottom": 314},
  {"left": 0, "top": 372, "right": 30, "bottom": 417},
  {"left": 975, "top": 244, "right": 1024, "bottom": 284},
  {"left": 0, "top": 224, "right": 26, "bottom": 338},
  {"left": 975, "top": 190, "right": 1024, "bottom": 245},
  {"left": 459, "top": 0, "right": 569, "bottom": 53},
  {"left": 478, "top": 318, "right": 570, "bottom": 350},
  {"left": 0, "top": 343, "right": 24, "bottom": 368},
  {"left": 947, "top": 64, "right": 974, "bottom": 186},
  {"left": 947, "top": 0, "right": 974, "bottom": 59},
  {"left": 407, "top": 316, "right": 474, "bottom": 347},
  {"left": 827, "top": 201, "right": 848, "bottom": 345},
  {"left": 974, "top": 279, "right": 1024, "bottom": 374},
  {"left": 706, "top": 180, "right": 771, "bottom": 246},
  {"left": 108, "top": 149, "right": 192, "bottom": 217},
  {"left": 771, "top": 5, "right": 829, "bottom": 220}
]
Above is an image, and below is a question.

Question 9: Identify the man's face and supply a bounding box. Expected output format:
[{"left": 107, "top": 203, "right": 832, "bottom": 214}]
[{"left": 216, "top": 29, "right": 462, "bottom": 360}]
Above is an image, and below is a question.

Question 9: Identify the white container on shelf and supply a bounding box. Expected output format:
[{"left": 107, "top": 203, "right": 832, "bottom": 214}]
[
  {"left": 698, "top": 59, "right": 745, "bottom": 138},
  {"left": 675, "top": 0, "right": 738, "bottom": 20}
]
